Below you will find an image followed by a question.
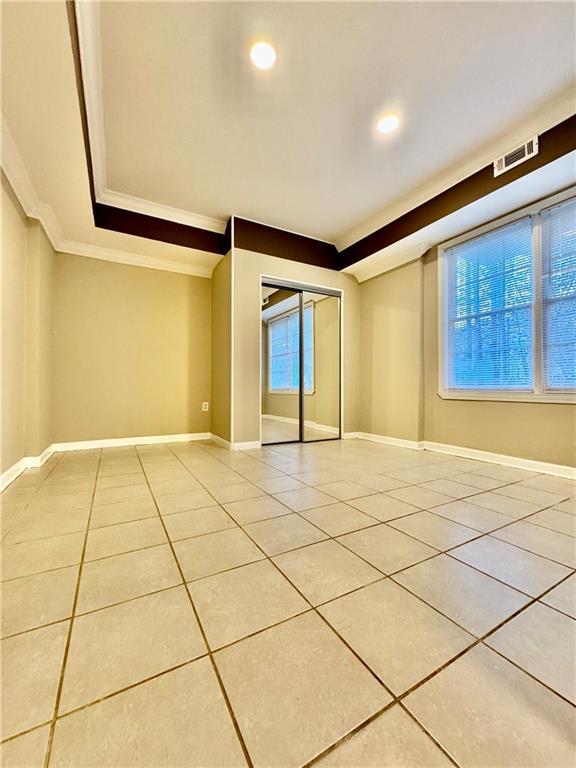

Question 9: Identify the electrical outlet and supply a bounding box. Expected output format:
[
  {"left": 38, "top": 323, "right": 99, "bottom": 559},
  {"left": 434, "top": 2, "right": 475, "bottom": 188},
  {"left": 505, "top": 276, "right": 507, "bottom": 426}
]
[{"left": 202, "top": 402, "right": 209, "bottom": 412}]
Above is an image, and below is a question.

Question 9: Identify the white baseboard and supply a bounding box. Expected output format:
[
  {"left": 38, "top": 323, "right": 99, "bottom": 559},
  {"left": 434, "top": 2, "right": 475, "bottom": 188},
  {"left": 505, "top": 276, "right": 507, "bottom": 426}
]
[
  {"left": 209, "top": 434, "right": 232, "bottom": 449},
  {"left": 343, "top": 432, "right": 360, "bottom": 439},
  {"left": 357, "top": 432, "right": 425, "bottom": 450},
  {"left": 0, "top": 446, "right": 55, "bottom": 492},
  {"left": 422, "top": 440, "right": 576, "bottom": 480},
  {"left": 0, "top": 432, "right": 212, "bottom": 492},
  {"left": 51, "top": 433, "right": 212, "bottom": 453},
  {"left": 234, "top": 441, "right": 262, "bottom": 451},
  {"left": 354, "top": 431, "right": 575, "bottom": 479}
]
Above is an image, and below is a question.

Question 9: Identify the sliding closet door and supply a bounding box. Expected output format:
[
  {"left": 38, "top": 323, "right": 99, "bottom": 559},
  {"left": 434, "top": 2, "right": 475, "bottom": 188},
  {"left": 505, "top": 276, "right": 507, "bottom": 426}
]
[
  {"left": 261, "top": 286, "right": 301, "bottom": 444},
  {"left": 302, "top": 292, "right": 341, "bottom": 441}
]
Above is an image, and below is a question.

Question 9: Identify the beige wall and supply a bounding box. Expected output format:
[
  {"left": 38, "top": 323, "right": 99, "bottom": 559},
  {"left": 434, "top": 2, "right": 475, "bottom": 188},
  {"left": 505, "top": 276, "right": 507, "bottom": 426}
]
[
  {"left": 263, "top": 296, "right": 340, "bottom": 430},
  {"left": 1, "top": 174, "right": 54, "bottom": 473},
  {"left": 423, "top": 249, "right": 576, "bottom": 466},
  {"left": 210, "top": 252, "right": 232, "bottom": 442},
  {"left": 52, "top": 253, "right": 211, "bottom": 442},
  {"left": 233, "top": 249, "right": 359, "bottom": 444},
  {"left": 358, "top": 261, "right": 423, "bottom": 442}
]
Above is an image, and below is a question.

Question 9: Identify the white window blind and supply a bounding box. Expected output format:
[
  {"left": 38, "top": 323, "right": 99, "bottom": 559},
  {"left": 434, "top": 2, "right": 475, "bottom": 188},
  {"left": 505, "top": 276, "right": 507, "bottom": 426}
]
[
  {"left": 268, "top": 306, "right": 313, "bottom": 392},
  {"left": 541, "top": 197, "right": 576, "bottom": 391},
  {"left": 445, "top": 217, "right": 533, "bottom": 390}
]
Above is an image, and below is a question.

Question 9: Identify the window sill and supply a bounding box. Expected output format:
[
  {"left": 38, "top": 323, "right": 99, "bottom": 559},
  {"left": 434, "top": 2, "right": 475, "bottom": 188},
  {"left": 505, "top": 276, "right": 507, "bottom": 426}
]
[{"left": 438, "top": 389, "right": 576, "bottom": 404}]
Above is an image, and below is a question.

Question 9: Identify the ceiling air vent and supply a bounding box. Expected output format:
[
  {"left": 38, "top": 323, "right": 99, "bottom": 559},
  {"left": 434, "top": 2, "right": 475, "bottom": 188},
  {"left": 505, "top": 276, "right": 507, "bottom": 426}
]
[{"left": 493, "top": 136, "right": 539, "bottom": 177}]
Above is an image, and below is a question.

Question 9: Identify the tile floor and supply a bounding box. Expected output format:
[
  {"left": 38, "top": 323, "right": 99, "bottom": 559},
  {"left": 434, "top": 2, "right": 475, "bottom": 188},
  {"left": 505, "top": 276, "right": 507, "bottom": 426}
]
[{"left": 1, "top": 439, "right": 575, "bottom": 767}]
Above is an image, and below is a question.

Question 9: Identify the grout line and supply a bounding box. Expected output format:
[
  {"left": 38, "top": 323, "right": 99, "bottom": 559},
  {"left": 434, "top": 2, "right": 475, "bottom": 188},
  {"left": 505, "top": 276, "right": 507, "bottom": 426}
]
[
  {"left": 3, "top": 441, "right": 574, "bottom": 760},
  {"left": 43, "top": 450, "right": 103, "bottom": 768},
  {"left": 134, "top": 446, "right": 255, "bottom": 768}
]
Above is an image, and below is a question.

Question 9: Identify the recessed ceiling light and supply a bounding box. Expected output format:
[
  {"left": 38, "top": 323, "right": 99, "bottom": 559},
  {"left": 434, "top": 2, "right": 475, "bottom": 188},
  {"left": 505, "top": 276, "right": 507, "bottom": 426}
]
[
  {"left": 377, "top": 114, "right": 400, "bottom": 134},
  {"left": 250, "top": 41, "right": 276, "bottom": 70}
]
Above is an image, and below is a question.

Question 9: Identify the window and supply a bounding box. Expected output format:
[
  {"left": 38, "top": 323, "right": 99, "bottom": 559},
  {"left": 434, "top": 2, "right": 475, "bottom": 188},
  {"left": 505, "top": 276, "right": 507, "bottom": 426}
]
[
  {"left": 268, "top": 305, "right": 314, "bottom": 393},
  {"left": 440, "top": 192, "right": 576, "bottom": 402}
]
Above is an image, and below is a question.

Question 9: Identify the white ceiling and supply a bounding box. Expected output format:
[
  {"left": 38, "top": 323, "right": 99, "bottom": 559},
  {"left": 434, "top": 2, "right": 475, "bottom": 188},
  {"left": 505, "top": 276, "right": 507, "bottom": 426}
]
[
  {"left": 97, "top": 1, "right": 575, "bottom": 242},
  {"left": 1, "top": 1, "right": 575, "bottom": 280}
]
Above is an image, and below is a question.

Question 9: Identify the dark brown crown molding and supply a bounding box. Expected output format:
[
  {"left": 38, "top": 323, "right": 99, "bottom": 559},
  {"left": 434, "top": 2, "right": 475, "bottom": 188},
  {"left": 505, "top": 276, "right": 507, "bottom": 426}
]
[
  {"left": 338, "top": 115, "right": 576, "bottom": 269},
  {"left": 67, "top": 2, "right": 576, "bottom": 272}
]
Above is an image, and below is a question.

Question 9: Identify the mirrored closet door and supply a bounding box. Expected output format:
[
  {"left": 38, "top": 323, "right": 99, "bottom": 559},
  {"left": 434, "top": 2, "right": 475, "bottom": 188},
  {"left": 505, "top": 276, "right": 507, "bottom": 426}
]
[{"left": 261, "top": 281, "right": 341, "bottom": 446}]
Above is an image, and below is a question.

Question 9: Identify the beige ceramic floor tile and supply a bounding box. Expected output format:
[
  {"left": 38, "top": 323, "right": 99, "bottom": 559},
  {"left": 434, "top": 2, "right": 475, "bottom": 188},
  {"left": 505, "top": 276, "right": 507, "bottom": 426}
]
[
  {"left": 273, "top": 540, "right": 382, "bottom": 605},
  {"left": 486, "top": 602, "right": 576, "bottom": 703},
  {"left": 467, "top": 491, "right": 540, "bottom": 518},
  {"left": 60, "top": 586, "right": 206, "bottom": 713},
  {"left": 319, "top": 580, "right": 473, "bottom": 694},
  {"left": 1, "top": 621, "right": 68, "bottom": 738},
  {"left": 317, "top": 705, "right": 452, "bottom": 767},
  {"left": 291, "top": 470, "right": 341, "bottom": 487},
  {"left": 90, "top": 498, "right": 157, "bottom": 528},
  {"left": 215, "top": 612, "right": 390, "bottom": 768},
  {"left": 26, "top": 494, "right": 91, "bottom": 514},
  {"left": 346, "top": 494, "right": 419, "bottom": 522},
  {"left": 300, "top": 502, "right": 377, "bottom": 536},
  {"left": 431, "top": 499, "right": 512, "bottom": 533},
  {"left": 356, "top": 475, "right": 408, "bottom": 493},
  {"left": 163, "top": 505, "right": 236, "bottom": 541},
  {"left": 188, "top": 560, "right": 308, "bottom": 648},
  {"left": 96, "top": 472, "right": 146, "bottom": 490},
  {"left": 521, "top": 476, "right": 576, "bottom": 496},
  {"left": 404, "top": 644, "right": 576, "bottom": 768},
  {"left": 451, "top": 472, "right": 508, "bottom": 490},
  {"left": 5, "top": 508, "right": 90, "bottom": 544},
  {"left": 76, "top": 545, "right": 181, "bottom": 614},
  {"left": 253, "top": 475, "right": 307, "bottom": 494},
  {"left": 338, "top": 524, "right": 438, "bottom": 574},
  {"left": 450, "top": 536, "right": 571, "bottom": 596},
  {"left": 223, "top": 495, "right": 291, "bottom": 525},
  {"left": 156, "top": 489, "right": 216, "bottom": 515},
  {"left": 85, "top": 517, "right": 167, "bottom": 561},
  {"left": 417, "top": 478, "right": 480, "bottom": 499},
  {"left": 316, "top": 481, "right": 377, "bottom": 501},
  {"left": 209, "top": 482, "right": 265, "bottom": 504},
  {"left": 50, "top": 658, "right": 247, "bottom": 767},
  {"left": 386, "top": 486, "right": 453, "bottom": 510},
  {"left": 494, "top": 484, "right": 568, "bottom": 508},
  {"left": 474, "top": 465, "right": 537, "bottom": 483},
  {"left": 554, "top": 498, "right": 576, "bottom": 515},
  {"left": 273, "top": 487, "right": 337, "bottom": 512},
  {"left": 1, "top": 533, "right": 85, "bottom": 581},
  {"left": 526, "top": 508, "right": 576, "bottom": 537},
  {"left": 148, "top": 477, "right": 203, "bottom": 496},
  {"left": 174, "top": 528, "right": 264, "bottom": 581},
  {"left": 493, "top": 520, "right": 576, "bottom": 568},
  {"left": 0, "top": 725, "right": 50, "bottom": 768},
  {"left": 1, "top": 566, "right": 78, "bottom": 638},
  {"left": 244, "top": 514, "right": 328, "bottom": 555},
  {"left": 393, "top": 554, "right": 530, "bottom": 636},
  {"left": 388, "top": 510, "right": 479, "bottom": 550},
  {"left": 540, "top": 574, "right": 576, "bottom": 618},
  {"left": 93, "top": 484, "right": 152, "bottom": 507}
]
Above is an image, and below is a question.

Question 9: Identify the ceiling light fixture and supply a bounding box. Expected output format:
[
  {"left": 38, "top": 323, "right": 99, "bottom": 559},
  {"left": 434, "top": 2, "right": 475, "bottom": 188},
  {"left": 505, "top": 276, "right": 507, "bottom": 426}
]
[
  {"left": 250, "top": 41, "right": 276, "bottom": 70},
  {"left": 377, "top": 114, "right": 400, "bottom": 134}
]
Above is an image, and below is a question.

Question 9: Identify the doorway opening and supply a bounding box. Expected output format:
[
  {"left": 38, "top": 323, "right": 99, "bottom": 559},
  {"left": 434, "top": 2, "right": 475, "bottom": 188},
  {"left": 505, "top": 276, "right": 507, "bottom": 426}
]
[{"left": 260, "top": 278, "right": 342, "bottom": 446}]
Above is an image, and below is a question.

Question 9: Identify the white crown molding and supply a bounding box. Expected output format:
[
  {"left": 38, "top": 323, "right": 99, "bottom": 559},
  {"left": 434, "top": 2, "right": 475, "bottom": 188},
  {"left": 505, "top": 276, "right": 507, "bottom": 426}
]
[
  {"left": 75, "top": 0, "right": 106, "bottom": 199},
  {"left": 99, "top": 190, "right": 227, "bottom": 235},
  {"left": 57, "top": 239, "right": 212, "bottom": 278},
  {"left": 75, "top": 6, "right": 227, "bottom": 237},
  {"left": 2, "top": 115, "right": 214, "bottom": 278}
]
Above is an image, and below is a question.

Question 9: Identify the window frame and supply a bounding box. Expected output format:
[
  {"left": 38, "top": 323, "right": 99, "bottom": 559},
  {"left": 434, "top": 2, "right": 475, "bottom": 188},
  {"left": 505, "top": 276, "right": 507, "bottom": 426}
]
[
  {"left": 267, "top": 303, "right": 315, "bottom": 395},
  {"left": 438, "top": 187, "right": 576, "bottom": 404}
]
